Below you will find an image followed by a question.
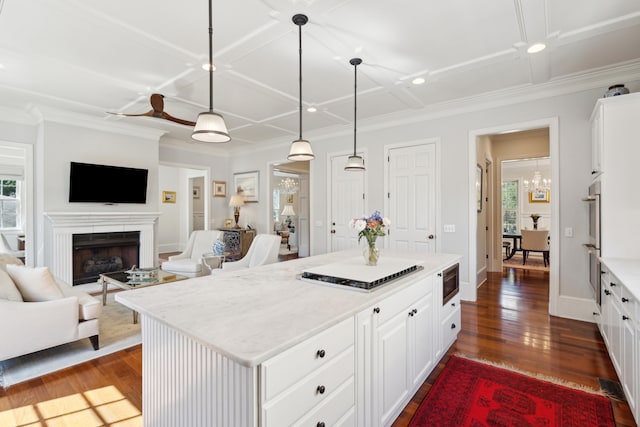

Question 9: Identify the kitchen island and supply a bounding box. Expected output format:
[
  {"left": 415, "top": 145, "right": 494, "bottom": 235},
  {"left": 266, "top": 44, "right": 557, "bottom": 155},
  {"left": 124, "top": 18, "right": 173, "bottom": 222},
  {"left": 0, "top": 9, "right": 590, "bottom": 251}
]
[{"left": 116, "top": 249, "right": 461, "bottom": 427}]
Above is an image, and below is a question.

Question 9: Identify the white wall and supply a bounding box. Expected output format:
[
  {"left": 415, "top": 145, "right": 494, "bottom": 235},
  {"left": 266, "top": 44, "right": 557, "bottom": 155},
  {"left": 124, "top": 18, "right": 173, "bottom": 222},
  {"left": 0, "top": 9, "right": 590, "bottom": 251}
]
[{"left": 158, "top": 165, "right": 181, "bottom": 253}]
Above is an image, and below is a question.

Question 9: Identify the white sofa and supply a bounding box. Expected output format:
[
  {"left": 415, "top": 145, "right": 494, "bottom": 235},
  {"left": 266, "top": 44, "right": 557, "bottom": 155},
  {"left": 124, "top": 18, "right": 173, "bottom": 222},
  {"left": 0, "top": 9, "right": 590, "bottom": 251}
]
[{"left": 0, "top": 255, "right": 101, "bottom": 362}]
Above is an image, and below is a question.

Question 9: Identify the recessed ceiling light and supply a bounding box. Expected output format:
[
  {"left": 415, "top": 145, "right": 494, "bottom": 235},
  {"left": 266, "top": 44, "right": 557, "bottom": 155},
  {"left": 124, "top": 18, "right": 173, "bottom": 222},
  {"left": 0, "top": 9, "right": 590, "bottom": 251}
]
[
  {"left": 201, "top": 63, "right": 216, "bottom": 71},
  {"left": 412, "top": 77, "right": 425, "bottom": 85},
  {"left": 307, "top": 106, "right": 317, "bottom": 113},
  {"left": 527, "top": 43, "right": 546, "bottom": 54}
]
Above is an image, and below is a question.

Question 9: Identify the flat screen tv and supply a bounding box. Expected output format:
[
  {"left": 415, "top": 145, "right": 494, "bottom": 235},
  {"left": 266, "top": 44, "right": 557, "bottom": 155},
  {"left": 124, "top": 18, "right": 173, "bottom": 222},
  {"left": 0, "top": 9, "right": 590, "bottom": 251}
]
[{"left": 69, "top": 162, "right": 148, "bottom": 204}]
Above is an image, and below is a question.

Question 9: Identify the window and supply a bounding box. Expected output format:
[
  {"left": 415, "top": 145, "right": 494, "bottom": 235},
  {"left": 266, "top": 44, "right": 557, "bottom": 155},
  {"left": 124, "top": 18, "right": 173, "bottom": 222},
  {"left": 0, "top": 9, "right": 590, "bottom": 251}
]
[
  {"left": 0, "top": 179, "right": 19, "bottom": 229},
  {"left": 502, "top": 180, "right": 518, "bottom": 234}
]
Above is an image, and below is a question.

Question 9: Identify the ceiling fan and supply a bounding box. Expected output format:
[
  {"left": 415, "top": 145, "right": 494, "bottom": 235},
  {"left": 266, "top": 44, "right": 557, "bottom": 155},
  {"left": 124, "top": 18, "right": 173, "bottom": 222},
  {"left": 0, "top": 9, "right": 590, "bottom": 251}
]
[{"left": 108, "top": 93, "right": 196, "bottom": 126}]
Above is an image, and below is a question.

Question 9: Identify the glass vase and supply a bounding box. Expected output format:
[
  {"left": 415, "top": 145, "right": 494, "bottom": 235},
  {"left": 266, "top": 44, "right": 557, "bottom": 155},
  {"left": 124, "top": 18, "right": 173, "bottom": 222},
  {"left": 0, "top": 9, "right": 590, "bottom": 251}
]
[{"left": 363, "top": 239, "right": 380, "bottom": 266}]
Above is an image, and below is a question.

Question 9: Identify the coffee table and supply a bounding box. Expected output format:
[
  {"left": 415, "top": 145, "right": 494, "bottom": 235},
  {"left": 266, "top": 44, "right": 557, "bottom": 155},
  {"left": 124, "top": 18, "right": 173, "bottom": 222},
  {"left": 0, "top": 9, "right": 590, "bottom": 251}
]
[{"left": 100, "top": 269, "right": 188, "bottom": 323}]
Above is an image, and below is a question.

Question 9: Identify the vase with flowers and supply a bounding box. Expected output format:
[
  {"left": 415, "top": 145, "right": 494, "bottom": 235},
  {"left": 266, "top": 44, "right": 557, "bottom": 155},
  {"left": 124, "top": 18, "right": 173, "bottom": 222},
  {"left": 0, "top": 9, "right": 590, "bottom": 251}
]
[
  {"left": 530, "top": 213, "right": 540, "bottom": 230},
  {"left": 349, "top": 211, "right": 391, "bottom": 266}
]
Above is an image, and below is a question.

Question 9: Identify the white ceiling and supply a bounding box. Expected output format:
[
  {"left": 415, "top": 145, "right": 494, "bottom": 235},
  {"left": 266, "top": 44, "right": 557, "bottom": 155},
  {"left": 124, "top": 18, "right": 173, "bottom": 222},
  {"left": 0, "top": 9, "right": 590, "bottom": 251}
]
[{"left": 1, "top": 0, "right": 640, "bottom": 153}]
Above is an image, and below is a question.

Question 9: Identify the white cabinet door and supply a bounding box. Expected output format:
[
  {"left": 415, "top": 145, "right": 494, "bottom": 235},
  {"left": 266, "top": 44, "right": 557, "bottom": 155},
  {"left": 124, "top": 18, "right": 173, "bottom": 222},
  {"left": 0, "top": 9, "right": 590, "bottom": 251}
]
[
  {"left": 410, "top": 292, "right": 435, "bottom": 391},
  {"left": 591, "top": 104, "right": 603, "bottom": 177},
  {"left": 622, "top": 314, "right": 636, "bottom": 415},
  {"left": 376, "top": 309, "right": 410, "bottom": 427}
]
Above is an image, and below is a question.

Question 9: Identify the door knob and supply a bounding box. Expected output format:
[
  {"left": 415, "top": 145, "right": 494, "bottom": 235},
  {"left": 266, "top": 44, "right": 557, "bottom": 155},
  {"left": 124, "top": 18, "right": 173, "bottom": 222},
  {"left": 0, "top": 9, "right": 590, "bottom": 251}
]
[{"left": 428, "top": 234, "right": 435, "bottom": 240}]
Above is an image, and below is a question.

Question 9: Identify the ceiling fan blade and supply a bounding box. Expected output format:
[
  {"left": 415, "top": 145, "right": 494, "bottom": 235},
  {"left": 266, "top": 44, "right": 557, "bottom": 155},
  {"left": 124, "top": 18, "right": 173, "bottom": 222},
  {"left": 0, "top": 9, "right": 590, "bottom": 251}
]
[
  {"left": 106, "top": 110, "right": 154, "bottom": 118},
  {"left": 162, "top": 111, "right": 196, "bottom": 127}
]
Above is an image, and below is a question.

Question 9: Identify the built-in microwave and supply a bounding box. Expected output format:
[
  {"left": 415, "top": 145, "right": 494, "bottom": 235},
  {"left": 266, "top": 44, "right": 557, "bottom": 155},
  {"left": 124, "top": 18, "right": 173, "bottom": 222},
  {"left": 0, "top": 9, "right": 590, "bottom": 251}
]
[{"left": 442, "top": 263, "right": 459, "bottom": 305}]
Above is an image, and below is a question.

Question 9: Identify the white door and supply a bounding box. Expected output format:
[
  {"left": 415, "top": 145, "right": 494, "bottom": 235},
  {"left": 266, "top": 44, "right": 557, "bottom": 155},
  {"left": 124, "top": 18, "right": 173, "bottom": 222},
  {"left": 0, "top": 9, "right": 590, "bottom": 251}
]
[
  {"left": 387, "top": 143, "right": 437, "bottom": 252},
  {"left": 330, "top": 154, "right": 365, "bottom": 251}
]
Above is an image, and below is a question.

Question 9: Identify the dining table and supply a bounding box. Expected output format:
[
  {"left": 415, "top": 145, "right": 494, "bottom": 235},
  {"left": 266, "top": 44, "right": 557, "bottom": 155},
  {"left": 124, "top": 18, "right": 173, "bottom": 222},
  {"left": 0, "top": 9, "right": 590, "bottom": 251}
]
[{"left": 502, "top": 233, "right": 522, "bottom": 260}]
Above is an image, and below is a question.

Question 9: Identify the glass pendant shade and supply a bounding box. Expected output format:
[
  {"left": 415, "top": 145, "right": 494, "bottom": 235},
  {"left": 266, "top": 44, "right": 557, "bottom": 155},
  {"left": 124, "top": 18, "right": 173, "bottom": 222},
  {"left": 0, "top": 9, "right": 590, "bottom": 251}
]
[
  {"left": 345, "top": 154, "right": 365, "bottom": 171},
  {"left": 288, "top": 138, "right": 315, "bottom": 161},
  {"left": 192, "top": 111, "right": 230, "bottom": 143}
]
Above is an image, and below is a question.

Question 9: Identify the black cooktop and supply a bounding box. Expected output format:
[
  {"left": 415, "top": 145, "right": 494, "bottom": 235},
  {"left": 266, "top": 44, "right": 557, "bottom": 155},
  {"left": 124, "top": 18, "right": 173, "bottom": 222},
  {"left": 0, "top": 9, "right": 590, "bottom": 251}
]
[{"left": 301, "top": 264, "right": 422, "bottom": 291}]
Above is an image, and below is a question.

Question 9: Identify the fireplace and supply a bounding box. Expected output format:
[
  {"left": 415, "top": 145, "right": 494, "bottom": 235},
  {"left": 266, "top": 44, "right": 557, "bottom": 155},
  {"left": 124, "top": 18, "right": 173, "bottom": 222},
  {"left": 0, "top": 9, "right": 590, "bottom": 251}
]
[
  {"left": 72, "top": 231, "right": 140, "bottom": 285},
  {"left": 44, "top": 212, "right": 160, "bottom": 287}
]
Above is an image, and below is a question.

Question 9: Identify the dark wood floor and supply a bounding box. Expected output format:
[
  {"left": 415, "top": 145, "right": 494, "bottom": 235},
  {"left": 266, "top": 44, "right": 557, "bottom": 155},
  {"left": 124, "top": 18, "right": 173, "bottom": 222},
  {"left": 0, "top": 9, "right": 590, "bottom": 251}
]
[{"left": 0, "top": 268, "right": 635, "bottom": 426}]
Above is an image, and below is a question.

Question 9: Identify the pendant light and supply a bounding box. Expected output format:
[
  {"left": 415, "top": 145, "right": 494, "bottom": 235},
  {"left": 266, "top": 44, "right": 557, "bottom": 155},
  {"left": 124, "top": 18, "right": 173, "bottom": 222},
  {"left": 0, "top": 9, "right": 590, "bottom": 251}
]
[
  {"left": 345, "top": 58, "right": 365, "bottom": 171},
  {"left": 192, "top": 0, "right": 230, "bottom": 143},
  {"left": 287, "top": 14, "right": 315, "bottom": 161}
]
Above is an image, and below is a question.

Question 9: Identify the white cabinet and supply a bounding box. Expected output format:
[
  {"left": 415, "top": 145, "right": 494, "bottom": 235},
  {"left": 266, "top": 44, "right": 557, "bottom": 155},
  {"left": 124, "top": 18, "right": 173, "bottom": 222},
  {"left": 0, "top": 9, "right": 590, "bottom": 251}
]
[
  {"left": 590, "top": 92, "right": 640, "bottom": 258},
  {"left": 356, "top": 265, "right": 460, "bottom": 427},
  {"left": 598, "top": 262, "right": 639, "bottom": 424}
]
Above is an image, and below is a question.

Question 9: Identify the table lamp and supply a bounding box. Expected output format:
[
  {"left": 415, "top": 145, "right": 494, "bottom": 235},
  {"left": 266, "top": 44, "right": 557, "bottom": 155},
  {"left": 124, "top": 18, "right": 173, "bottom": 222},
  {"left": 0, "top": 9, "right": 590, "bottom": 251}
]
[
  {"left": 281, "top": 204, "right": 295, "bottom": 228},
  {"left": 229, "top": 194, "right": 245, "bottom": 229}
]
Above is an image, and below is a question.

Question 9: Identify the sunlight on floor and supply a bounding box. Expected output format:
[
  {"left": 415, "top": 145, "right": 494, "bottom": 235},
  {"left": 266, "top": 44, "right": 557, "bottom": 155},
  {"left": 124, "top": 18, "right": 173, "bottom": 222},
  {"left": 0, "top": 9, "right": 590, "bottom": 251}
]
[{"left": 0, "top": 385, "right": 141, "bottom": 427}]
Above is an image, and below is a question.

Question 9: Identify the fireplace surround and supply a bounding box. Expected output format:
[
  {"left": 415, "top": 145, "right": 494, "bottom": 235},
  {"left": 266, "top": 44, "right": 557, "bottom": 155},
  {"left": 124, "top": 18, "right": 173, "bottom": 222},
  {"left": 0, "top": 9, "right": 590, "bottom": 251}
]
[{"left": 45, "top": 212, "right": 160, "bottom": 286}]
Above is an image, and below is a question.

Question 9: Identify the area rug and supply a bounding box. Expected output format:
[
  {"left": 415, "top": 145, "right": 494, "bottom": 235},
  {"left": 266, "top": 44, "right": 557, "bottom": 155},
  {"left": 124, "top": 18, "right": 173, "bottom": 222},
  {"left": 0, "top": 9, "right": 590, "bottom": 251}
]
[
  {"left": 503, "top": 253, "right": 549, "bottom": 272},
  {"left": 408, "top": 355, "right": 615, "bottom": 426},
  {"left": 0, "top": 292, "right": 140, "bottom": 388}
]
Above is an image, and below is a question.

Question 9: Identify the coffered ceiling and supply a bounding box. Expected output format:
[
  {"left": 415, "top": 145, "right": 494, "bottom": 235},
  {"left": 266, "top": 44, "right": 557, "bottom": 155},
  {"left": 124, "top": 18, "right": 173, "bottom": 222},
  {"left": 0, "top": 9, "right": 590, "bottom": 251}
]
[{"left": 1, "top": 0, "right": 639, "bottom": 152}]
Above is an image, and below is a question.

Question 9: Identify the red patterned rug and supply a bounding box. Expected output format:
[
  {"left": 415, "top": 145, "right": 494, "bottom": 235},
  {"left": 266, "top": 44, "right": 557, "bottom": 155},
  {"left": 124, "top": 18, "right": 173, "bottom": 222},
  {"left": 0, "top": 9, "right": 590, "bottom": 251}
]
[{"left": 409, "top": 356, "right": 615, "bottom": 427}]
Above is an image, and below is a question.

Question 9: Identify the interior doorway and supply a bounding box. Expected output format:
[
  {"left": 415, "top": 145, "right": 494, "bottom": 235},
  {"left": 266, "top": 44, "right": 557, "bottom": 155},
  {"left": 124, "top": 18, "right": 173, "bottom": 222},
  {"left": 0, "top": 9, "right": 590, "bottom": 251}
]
[{"left": 468, "top": 118, "right": 559, "bottom": 312}]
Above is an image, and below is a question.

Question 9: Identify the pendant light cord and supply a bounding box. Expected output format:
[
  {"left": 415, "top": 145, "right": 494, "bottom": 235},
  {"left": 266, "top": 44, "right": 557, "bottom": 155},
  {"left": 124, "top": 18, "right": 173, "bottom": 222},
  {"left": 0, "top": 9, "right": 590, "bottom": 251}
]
[
  {"left": 208, "top": 0, "right": 213, "bottom": 113},
  {"left": 297, "top": 20, "right": 303, "bottom": 140},
  {"left": 353, "top": 61, "right": 358, "bottom": 156}
]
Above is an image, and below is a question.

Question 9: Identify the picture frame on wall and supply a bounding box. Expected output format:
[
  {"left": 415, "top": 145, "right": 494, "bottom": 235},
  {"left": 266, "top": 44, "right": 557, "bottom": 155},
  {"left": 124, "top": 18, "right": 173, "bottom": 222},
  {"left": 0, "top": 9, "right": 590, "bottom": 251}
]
[
  {"left": 213, "top": 181, "right": 226, "bottom": 197},
  {"left": 162, "top": 191, "right": 176, "bottom": 203},
  {"left": 233, "top": 171, "right": 259, "bottom": 203},
  {"left": 192, "top": 186, "right": 201, "bottom": 199},
  {"left": 529, "top": 190, "right": 550, "bottom": 203},
  {"left": 476, "top": 164, "right": 483, "bottom": 212}
]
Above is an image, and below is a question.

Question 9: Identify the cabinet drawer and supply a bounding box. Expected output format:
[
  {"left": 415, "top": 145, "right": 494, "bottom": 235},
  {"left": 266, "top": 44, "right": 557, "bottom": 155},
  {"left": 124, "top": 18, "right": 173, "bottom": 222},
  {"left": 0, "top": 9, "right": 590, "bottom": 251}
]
[
  {"left": 376, "top": 276, "right": 431, "bottom": 325},
  {"left": 262, "top": 346, "right": 355, "bottom": 427},
  {"left": 441, "top": 293, "right": 460, "bottom": 322},
  {"left": 292, "top": 377, "right": 355, "bottom": 427},
  {"left": 262, "top": 317, "right": 354, "bottom": 401},
  {"left": 609, "top": 273, "right": 623, "bottom": 299},
  {"left": 441, "top": 306, "right": 461, "bottom": 350}
]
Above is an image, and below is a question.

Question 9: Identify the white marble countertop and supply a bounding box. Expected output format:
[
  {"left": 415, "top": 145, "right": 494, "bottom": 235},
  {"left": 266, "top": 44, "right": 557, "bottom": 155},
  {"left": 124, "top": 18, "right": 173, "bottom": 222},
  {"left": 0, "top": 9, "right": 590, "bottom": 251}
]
[
  {"left": 116, "top": 249, "right": 461, "bottom": 367},
  {"left": 600, "top": 257, "right": 640, "bottom": 298}
]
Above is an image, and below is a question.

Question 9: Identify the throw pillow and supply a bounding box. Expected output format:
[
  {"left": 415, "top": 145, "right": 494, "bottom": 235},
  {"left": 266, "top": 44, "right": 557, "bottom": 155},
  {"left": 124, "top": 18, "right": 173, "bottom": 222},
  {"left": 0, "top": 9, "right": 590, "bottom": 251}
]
[
  {"left": 6, "top": 265, "right": 64, "bottom": 302},
  {"left": 0, "top": 269, "right": 23, "bottom": 301},
  {"left": 0, "top": 253, "right": 24, "bottom": 271}
]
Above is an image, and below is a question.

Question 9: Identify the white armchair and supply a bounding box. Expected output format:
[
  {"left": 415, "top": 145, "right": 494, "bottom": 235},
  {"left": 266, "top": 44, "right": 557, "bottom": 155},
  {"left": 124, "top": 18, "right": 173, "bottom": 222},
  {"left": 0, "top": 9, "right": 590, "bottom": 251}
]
[
  {"left": 162, "top": 230, "right": 223, "bottom": 277},
  {"left": 215, "top": 234, "right": 281, "bottom": 273}
]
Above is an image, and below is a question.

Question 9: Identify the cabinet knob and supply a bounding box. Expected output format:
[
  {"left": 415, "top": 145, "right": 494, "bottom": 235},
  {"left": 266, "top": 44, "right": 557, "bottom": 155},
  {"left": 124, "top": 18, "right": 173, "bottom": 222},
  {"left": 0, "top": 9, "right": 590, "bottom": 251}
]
[
  {"left": 591, "top": 170, "right": 597, "bottom": 175},
  {"left": 610, "top": 282, "right": 617, "bottom": 287},
  {"left": 593, "top": 312, "right": 600, "bottom": 316},
  {"left": 451, "top": 303, "right": 456, "bottom": 307},
  {"left": 604, "top": 290, "right": 611, "bottom": 296},
  {"left": 412, "top": 308, "right": 418, "bottom": 314},
  {"left": 316, "top": 349, "right": 326, "bottom": 358},
  {"left": 622, "top": 315, "right": 630, "bottom": 321},
  {"left": 408, "top": 311, "right": 414, "bottom": 317},
  {"left": 317, "top": 423, "right": 325, "bottom": 427},
  {"left": 373, "top": 307, "right": 380, "bottom": 314},
  {"left": 316, "top": 385, "right": 326, "bottom": 394},
  {"left": 451, "top": 323, "right": 456, "bottom": 329},
  {"left": 330, "top": 230, "right": 336, "bottom": 234},
  {"left": 437, "top": 273, "right": 442, "bottom": 277},
  {"left": 622, "top": 297, "right": 629, "bottom": 303}
]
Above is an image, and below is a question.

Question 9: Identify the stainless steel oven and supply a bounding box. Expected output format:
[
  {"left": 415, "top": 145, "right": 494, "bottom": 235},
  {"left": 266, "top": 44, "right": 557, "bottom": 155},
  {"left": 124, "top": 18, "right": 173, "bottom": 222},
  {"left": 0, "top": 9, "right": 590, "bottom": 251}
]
[
  {"left": 442, "top": 263, "right": 459, "bottom": 305},
  {"left": 583, "top": 181, "right": 601, "bottom": 306}
]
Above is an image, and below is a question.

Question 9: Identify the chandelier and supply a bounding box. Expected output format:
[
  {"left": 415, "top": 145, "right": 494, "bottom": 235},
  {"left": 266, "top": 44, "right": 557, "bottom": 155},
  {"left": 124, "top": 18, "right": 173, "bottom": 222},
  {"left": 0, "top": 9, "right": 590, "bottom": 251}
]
[
  {"left": 279, "top": 177, "right": 299, "bottom": 194},
  {"left": 523, "top": 161, "right": 550, "bottom": 193}
]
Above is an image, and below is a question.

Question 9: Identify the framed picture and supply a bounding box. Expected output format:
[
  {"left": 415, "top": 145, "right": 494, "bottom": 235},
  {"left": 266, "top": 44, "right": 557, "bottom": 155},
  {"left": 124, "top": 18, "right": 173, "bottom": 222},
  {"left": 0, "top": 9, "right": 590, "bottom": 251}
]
[
  {"left": 224, "top": 218, "right": 233, "bottom": 228},
  {"left": 476, "top": 164, "right": 483, "bottom": 212},
  {"left": 213, "top": 180, "right": 226, "bottom": 197},
  {"left": 234, "top": 171, "right": 259, "bottom": 203},
  {"left": 286, "top": 194, "right": 294, "bottom": 204},
  {"left": 192, "top": 186, "right": 201, "bottom": 199},
  {"left": 162, "top": 191, "right": 176, "bottom": 203},
  {"left": 529, "top": 190, "right": 550, "bottom": 203}
]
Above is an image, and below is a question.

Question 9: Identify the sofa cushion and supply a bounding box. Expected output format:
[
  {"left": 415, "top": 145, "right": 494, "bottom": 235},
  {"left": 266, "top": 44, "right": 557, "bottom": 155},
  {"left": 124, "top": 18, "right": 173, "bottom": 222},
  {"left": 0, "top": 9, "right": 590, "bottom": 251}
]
[
  {"left": 59, "top": 284, "right": 102, "bottom": 320},
  {"left": 0, "top": 253, "right": 24, "bottom": 271},
  {"left": 0, "top": 269, "right": 23, "bottom": 301},
  {"left": 162, "top": 259, "right": 202, "bottom": 274},
  {"left": 6, "top": 265, "right": 64, "bottom": 302}
]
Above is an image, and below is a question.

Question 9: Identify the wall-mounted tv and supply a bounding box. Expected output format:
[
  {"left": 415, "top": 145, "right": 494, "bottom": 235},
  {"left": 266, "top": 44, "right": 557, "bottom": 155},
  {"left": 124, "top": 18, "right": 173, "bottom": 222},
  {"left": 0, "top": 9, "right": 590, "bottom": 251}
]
[{"left": 69, "top": 162, "right": 148, "bottom": 204}]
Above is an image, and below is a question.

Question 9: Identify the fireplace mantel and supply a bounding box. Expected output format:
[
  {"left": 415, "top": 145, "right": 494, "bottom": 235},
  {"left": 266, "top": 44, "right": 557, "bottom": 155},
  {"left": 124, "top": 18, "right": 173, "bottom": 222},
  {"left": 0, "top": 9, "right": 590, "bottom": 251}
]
[{"left": 44, "top": 212, "right": 161, "bottom": 285}]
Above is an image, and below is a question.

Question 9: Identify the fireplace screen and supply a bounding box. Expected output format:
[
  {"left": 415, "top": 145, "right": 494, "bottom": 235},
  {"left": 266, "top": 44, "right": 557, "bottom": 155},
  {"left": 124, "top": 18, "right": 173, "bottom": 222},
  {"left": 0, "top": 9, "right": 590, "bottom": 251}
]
[{"left": 72, "top": 231, "right": 140, "bottom": 285}]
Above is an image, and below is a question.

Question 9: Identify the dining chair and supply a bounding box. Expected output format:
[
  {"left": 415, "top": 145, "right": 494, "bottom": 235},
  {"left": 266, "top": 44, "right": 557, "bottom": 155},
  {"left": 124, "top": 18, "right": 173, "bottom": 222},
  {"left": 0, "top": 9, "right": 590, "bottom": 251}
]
[{"left": 520, "top": 229, "right": 550, "bottom": 266}]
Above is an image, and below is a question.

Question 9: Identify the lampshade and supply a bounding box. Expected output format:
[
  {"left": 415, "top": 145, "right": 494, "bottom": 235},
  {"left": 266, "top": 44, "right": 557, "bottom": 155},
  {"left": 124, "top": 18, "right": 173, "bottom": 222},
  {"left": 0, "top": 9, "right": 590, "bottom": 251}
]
[
  {"left": 288, "top": 139, "right": 314, "bottom": 161},
  {"left": 191, "top": 0, "right": 230, "bottom": 143},
  {"left": 192, "top": 111, "right": 230, "bottom": 143},
  {"left": 345, "top": 57, "right": 365, "bottom": 171},
  {"left": 287, "top": 14, "right": 315, "bottom": 161},
  {"left": 229, "top": 194, "right": 245, "bottom": 208},
  {"left": 281, "top": 204, "right": 296, "bottom": 216}
]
